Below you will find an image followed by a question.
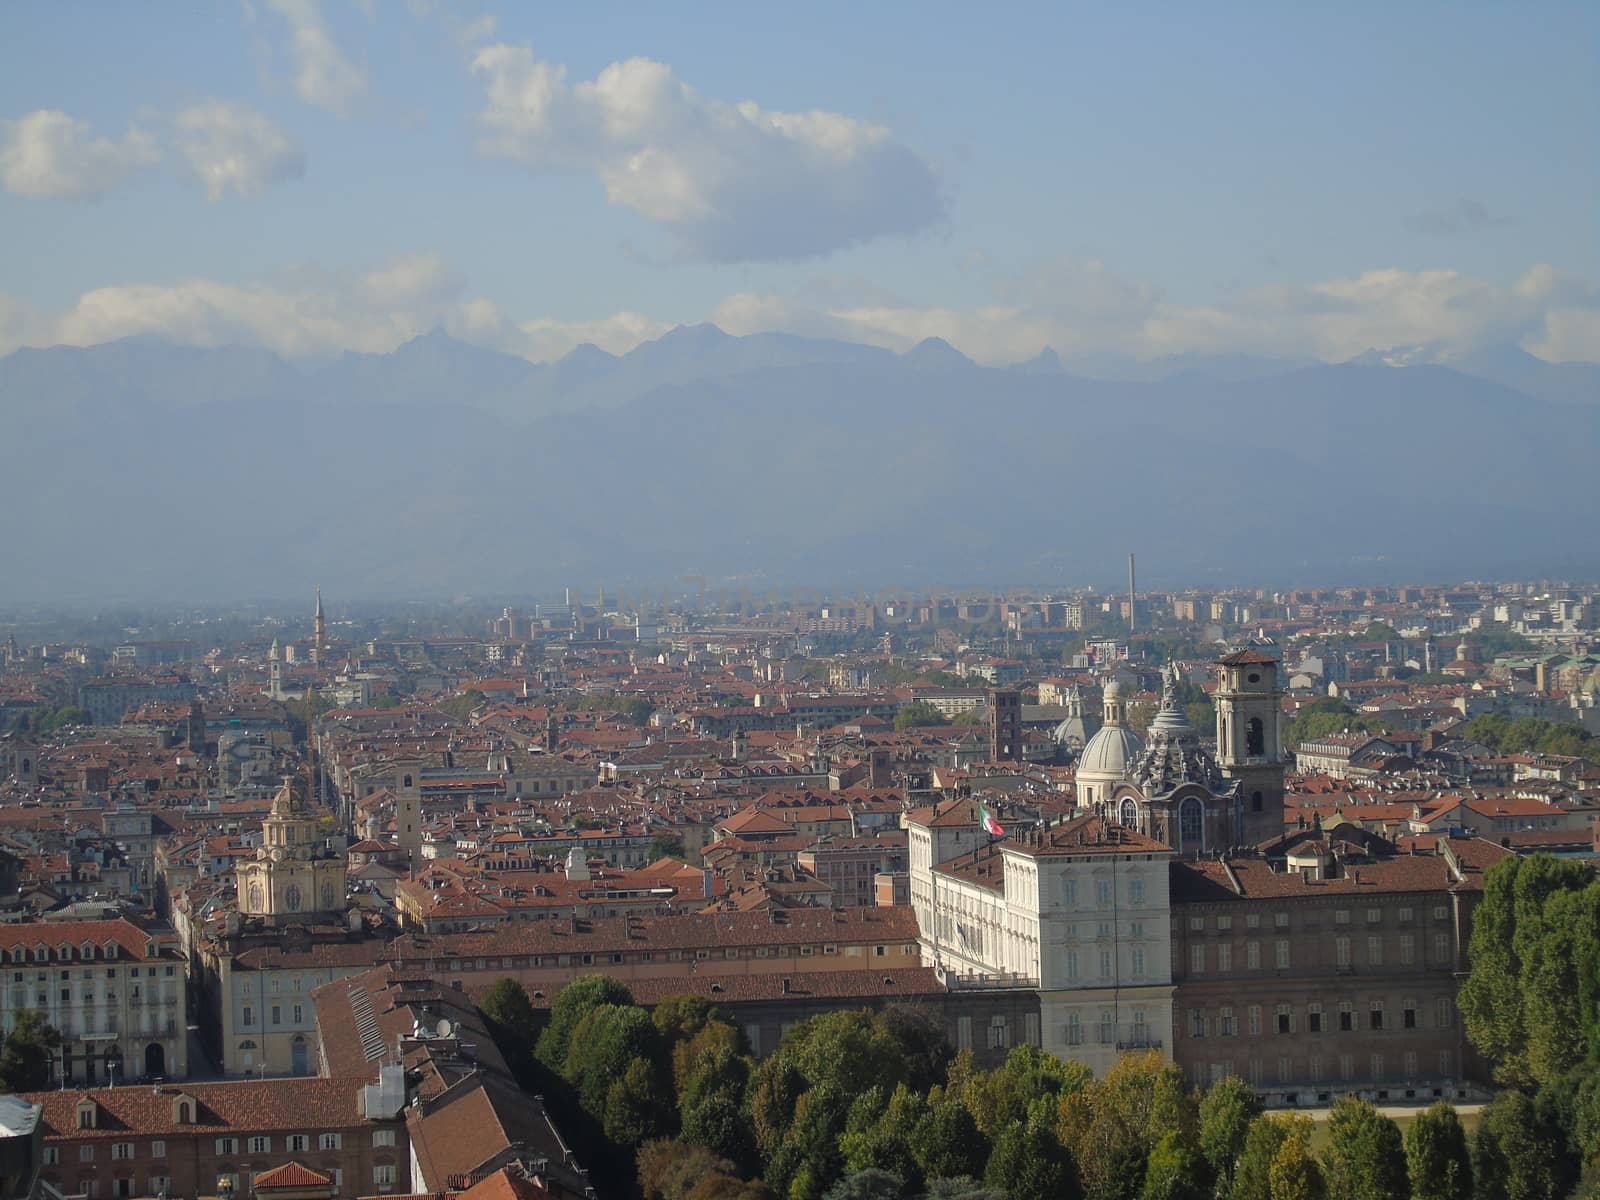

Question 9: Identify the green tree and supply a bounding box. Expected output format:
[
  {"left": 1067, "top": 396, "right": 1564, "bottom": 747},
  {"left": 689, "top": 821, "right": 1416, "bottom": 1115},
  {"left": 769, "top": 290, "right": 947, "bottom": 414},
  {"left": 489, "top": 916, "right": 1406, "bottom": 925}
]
[
  {"left": 922, "top": 1180, "right": 1004, "bottom": 1200},
  {"left": 1522, "top": 882, "right": 1600, "bottom": 1083},
  {"left": 479, "top": 977, "right": 538, "bottom": 1075},
  {"left": 1061, "top": 1051, "right": 1194, "bottom": 1200},
  {"left": 821, "top": 1169, "right": 906, "bottom": 1200},
  {"left": 648, "top": 833, "right": 687, "bottom": 862},
  {"left": 961, "top": 1042, "right": 1087, "bottom": 1139},
  {"left": 1322, "top": 1097, "right": 1406, "bottom": 1200},
  {"left": 0, "top": 1010, "right": 59, "bottom": 1092},
  {"left": 895, "top": 702, "right": 946, "bottom": 730},
  {"left": 1265, "top": 1117, "right": 1324, "bottom": 1200},
  {"left": 1472, "top": 1090, "right": 1572, "bottom": 1200},
  {"left": 1139, "top": 1130, "right": 1206, "bottom": 1200},
  {"left": 1198, "top": 1075, "right": 1263, "bottom": 1194},
  {"left": 437, "top": 689, "right": 485, "bottom": 720},
  {"left": 604, "top": 1055, "right": 673, "bottom": 1147},
  {"left": 535, "top": 975, "right": 635, "bottom": 1071},
  {"left": 1460, "top": 856, "right": 1528, "bottom": 1080},
  {"left": 563, "top": 1003, "right": 662, "bottom": 1117},
  {"left": 1405, "top": 1102, "right": 1473, "bottom": 1200},
  {"left": 653, "top": 994, "right": 719, "bottom": 1044},
  {"left": 1230, "top": 1116, "right": 1292, "bottom": 1200},
  {"left": 841, "top": 1084, "right": 928, "bottom": 1189},
  {"left": 1462, "top": 854, "right": 1598, "bottom": 1086},
  {"left": 639, "top": 1141, "right": 756, "bottom": 1200},
  {"left": 877, "top": 1005, "right": 953, "bottom": 1094},
  {"left": 910, "top": 1099, "right": 990, "bottom": 1183},
  {"left": 682, "top": 1092, "right": 759, "bottom": 1175},
  {"left": 985, "top": 1111, "right": 1080, "bottom": 1200}
]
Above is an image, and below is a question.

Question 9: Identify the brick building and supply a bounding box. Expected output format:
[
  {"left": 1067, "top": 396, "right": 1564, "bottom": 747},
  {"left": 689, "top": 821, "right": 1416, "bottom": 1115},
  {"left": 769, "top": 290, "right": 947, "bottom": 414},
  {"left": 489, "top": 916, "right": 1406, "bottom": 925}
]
[
  {"left": 23, "top": 1075, "right": 407, "bottom": 1200},
  {"left": 1168, "top": 830, "right": 1508, "bottom": 1101}
]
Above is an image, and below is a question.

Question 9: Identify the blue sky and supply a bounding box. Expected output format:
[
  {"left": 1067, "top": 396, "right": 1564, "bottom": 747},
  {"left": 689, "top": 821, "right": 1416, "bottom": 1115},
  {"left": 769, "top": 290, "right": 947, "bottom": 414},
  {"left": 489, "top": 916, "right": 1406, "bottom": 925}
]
[{"left": 2, "top": 0, "right": 1595, "bottom": 364}]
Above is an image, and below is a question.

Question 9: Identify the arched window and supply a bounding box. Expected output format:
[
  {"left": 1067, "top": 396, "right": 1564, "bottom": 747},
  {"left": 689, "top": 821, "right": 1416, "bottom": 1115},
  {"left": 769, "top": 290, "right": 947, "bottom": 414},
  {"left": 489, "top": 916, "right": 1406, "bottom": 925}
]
[
  {"left": 1179, "top": 798, "right": 1204, "bottom": 850},
  {"left": 1246, "top": 717, "right": 1265, "bottom": 756},
  {"left": 1119, "top": 798, "right": 1139, "bottom": 829}
]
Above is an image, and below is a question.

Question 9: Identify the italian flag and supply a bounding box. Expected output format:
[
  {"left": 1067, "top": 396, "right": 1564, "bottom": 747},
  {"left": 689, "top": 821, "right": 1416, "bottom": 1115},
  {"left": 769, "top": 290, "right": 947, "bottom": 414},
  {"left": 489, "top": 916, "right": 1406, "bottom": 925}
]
[{"left": 978, "top": 802, "right": 1004, "bottom": 837}]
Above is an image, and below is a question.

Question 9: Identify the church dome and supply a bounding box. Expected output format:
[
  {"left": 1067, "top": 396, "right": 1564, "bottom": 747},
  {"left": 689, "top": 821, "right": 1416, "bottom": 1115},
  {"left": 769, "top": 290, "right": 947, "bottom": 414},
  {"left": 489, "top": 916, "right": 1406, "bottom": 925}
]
[{"left": 1076, "top": 723, "right": 1144, "bottom": 781}]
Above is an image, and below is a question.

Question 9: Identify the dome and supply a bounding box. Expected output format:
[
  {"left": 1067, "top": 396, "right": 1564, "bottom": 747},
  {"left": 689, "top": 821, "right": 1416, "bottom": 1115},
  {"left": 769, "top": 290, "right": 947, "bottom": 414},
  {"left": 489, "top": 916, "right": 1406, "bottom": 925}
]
[
  {"left": 1103, "top": 679, "right": 1123, "bottom": 700},
  {"left": 1076, "top": 723, "right": 1144, "bottom": 783}
]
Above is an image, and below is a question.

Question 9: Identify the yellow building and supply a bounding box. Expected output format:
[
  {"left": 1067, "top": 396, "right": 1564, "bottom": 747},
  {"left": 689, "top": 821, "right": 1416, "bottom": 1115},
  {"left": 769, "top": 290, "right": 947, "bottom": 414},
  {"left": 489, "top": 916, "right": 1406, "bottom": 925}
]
[{"left": 236, "top": 780, "right": 348, "bottom": 922}]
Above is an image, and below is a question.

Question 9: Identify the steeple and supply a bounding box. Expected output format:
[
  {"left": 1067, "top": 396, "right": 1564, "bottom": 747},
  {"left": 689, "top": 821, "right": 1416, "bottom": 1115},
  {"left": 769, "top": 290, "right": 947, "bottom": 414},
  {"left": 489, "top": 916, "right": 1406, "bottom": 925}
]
[{"left": 313, "top": 587, "right": 326, "bottom": 665}]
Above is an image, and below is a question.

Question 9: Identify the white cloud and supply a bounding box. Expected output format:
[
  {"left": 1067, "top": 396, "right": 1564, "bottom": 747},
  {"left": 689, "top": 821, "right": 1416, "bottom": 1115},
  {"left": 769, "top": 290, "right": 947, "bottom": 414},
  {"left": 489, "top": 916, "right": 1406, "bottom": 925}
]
[
  {"left": 715, "top": 262, "right": 1600, "bottom": 366},
  {"left": 176, "top": 100, "right": 305, "bottom": 201},
  {"left": 469, "top": 45, "right": 944, "bottom": 261},
  {"left": 509, "top": 311, "right": 671, "bottom": 362},
  {"left": 2, "top": 259, "right": 1595, "bottom": 368},
  {"left": 265, "top": 0, "right": 367, "bottom": 115},
  {"left": 0, "top": 253, "right": 467, "bottom": 360},
  {"left": 0, "top": 109, "right": 159, "bottom": 198}
]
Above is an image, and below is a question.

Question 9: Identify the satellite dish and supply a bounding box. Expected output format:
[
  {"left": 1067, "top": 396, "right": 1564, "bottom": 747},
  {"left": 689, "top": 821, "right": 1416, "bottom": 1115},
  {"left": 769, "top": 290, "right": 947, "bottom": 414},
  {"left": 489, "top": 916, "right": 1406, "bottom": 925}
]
[{"left": 435, "top": 1019, "right": 453, "bottom": 1039}]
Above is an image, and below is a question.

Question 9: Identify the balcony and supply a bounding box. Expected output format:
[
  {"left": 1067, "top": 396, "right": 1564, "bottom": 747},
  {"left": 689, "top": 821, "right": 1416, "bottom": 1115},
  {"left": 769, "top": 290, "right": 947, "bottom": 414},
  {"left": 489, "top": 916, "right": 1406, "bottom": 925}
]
[
  {"left": 937, "top": 968, "right": 1040, "bottom": 991},
  {"left": 1117, "top": 1037, "right": 1163, "bottom": 1051}
]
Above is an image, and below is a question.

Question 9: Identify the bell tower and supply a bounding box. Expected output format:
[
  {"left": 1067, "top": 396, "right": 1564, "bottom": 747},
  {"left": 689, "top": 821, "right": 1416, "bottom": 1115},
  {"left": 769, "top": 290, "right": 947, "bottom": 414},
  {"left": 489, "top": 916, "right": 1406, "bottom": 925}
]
[
  {"left": 395, "top": 764, "right": 423, "bottom": 875},
  {"left": 1214, "top": 644, "right": 1285, "bottom": 845}
]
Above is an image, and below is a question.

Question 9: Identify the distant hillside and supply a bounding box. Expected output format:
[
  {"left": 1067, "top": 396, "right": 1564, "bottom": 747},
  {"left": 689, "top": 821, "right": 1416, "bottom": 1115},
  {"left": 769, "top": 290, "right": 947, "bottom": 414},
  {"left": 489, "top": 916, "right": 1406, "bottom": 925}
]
[{"left": 0, "top": 330, "right": 1596, "bottom": 602}]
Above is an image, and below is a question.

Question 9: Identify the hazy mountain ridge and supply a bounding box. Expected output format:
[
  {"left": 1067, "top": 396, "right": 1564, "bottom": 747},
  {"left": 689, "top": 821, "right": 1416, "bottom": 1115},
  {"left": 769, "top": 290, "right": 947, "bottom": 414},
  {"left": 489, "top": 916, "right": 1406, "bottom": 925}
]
[{"left": 0, "top": 329, "right": 1595, "bottom": 601}]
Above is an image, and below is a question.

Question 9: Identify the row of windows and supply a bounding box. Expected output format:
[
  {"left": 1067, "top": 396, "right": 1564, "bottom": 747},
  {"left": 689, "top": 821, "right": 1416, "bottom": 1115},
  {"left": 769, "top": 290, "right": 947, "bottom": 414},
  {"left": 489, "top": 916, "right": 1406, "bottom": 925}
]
[
  {"left": 1186, "top": 932, "right": 1452, "bottom": 973},
  {"left": 2, "top": 943, "right": 135, "bottom": 964},
  {"left": 1064, "top": 947, "right": 1148, "bottom": 981},
  {"left": 1186, "top": 997, "right": 1453, "bottom": 1039},
  {"left": 239, "top": 1004, "right": 303, "bottom": 1028},
  {"left": 11, "top": 967, "right": 173, "bottom": 981},
  {"left": 1184, "top": 905, "right": 1451, "bottom": 933},
  {"left": 1061, "top": 1009, "right": 1153, "bottom": 1046},
  {"left": 1198, "top": 1049, "right": 1455, "bottom": 1088},
  {"left": 1060, "top": 878, "right": 1149, "bottom": 907}
]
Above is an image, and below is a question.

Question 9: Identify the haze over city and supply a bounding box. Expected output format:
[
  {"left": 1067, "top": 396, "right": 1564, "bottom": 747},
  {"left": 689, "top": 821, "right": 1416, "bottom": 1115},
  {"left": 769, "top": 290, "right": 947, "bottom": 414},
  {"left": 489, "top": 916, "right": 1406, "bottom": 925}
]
[{"left": 3, "top": 10, "right": 1600, "bottom": 1200}]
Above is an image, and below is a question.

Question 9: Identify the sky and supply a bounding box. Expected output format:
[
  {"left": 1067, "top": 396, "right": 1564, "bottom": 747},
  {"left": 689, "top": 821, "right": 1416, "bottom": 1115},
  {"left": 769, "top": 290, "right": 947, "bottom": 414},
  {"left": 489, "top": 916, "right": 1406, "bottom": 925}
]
[{"left": 1, "top": 0, "right": 1596, "bottom": 366}]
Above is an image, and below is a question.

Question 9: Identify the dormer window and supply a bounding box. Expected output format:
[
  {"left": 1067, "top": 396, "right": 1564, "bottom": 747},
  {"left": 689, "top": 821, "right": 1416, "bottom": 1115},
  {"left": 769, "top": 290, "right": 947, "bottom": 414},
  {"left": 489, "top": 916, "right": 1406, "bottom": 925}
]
[
  {"left": 104, "top": 942, "right": 118, "bottom": 959},
  {"left": 172, "top": 1097, "right": 194, "bottom": 1125},
  {"left": 57, "top": 944, "right": 71, "bottom": 962},
  {"left": 33, "top": 945, "right": 47, "bottom": 963},
  {"left": 82, "top": 943, "right": 95, "bottom": 960},
  {"left": 76, "top": 1100, "right": 97, "bottom": 1130}
]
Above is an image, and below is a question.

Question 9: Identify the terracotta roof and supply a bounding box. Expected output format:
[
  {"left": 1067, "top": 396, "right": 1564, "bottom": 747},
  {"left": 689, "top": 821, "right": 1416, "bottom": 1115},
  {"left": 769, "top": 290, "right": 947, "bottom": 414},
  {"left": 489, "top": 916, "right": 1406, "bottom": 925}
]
[
  {"left": 1218, "top": 648, "right": 1278, "bottom": 666},
  {"left": 24, "top": 1077, "right": 385, "bottom": 1138},
  {"left": 254, "top": 1161, "right": 335, "bottom": 1189}
]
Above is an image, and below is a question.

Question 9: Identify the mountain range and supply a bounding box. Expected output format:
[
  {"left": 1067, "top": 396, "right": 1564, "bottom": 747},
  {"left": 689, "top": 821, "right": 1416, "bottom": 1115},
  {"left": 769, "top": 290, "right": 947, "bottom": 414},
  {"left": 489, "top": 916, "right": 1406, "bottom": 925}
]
[{"left": 0, "top": 328, "right": 1595, "bottom": 603}]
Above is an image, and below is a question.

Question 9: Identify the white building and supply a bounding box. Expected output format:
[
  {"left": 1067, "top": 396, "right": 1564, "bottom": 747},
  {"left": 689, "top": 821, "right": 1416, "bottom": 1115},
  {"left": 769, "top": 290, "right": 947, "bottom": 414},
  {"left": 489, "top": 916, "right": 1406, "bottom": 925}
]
[
  {"left": 908, "top": 801, "right": 1174, "bottom": 1076},
  {"left": 0, "top": 918, "right": 189, "bottom": 1083}
]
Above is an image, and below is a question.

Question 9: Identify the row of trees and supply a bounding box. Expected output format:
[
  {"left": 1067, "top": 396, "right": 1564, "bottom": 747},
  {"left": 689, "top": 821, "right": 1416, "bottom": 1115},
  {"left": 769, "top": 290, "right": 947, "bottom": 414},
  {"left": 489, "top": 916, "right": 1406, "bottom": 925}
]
[
  {"left": 1459, "top": 712, "right": 1600, "bottom": 764},
  {"left": 1457, "top": 853, "right": 1600, "bottom": 1199},
  {"left": 478, "top": 975, "right": 1512, "bottom": 1200},
  {"left": 1285, "top": 698, "right": 1394, "bottom": 749},
  {"left": 8, "top": 705, "right": 91, "bottom": 736}
]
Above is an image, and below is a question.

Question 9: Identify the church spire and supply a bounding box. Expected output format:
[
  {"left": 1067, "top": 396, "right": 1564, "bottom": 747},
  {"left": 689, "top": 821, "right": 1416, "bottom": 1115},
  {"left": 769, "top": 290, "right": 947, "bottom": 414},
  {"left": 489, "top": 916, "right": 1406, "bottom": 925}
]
[{"left": 313, "top": 587, "right": 326, "bottom": 665}]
